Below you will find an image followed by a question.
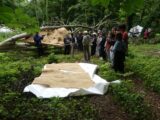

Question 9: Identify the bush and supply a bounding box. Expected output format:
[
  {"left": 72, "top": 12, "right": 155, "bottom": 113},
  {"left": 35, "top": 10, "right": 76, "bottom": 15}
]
[
  {"left": 110, "top": 81, "right": 152, "bottom": 120},
  {"left": 98, "top": 63, "right": 119, "bottom": 82},
  {"left": 0, "top": 50, "right": 98, "bottom": 120},
  {"left": 126, "top": 53, "right": 160, "bottom": 93},
  {"left": 47, "top": 53, "right": 58, "bottom": 63}
]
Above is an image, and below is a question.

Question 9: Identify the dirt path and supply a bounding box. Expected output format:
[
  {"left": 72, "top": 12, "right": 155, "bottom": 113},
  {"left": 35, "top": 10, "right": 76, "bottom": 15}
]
[
  {"left": 132, "top": 78, "right": 160, "bottom": 120},
  {"left": 90, "top": 94, "right": 129, "bottom": 120}
]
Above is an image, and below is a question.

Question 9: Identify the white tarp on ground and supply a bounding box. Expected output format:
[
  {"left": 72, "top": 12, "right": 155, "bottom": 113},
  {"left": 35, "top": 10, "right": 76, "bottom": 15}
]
[
  {"left": 24, "top": 63, "right": 119, "bottom": 98},
  {"left": 128, "top": 25, "right": 143, "bottom": 37}
]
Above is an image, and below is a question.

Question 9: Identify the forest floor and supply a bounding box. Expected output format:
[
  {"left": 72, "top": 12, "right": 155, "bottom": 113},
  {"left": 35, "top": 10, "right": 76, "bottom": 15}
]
[
  {"left": 90, "top": 94, "right": 129, "bottom": 120},
  {"left": 131, "top": 77, "right": 160, "bottom": 120},
  {"left": 1, "top": 44, "right": 160, "bottom": 120}
]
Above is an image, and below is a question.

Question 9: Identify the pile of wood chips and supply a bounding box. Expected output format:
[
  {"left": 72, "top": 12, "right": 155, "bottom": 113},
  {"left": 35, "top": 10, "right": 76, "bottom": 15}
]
[
  {"left": 32, "top": 63, "right": 94, "bottom": 89},
  {"left": 25, "top": 27, "right": 69, "bottom": 47}
]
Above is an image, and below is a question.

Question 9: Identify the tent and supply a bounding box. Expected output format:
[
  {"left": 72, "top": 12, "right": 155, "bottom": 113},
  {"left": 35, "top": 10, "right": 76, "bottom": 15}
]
[
  {"left": 0, "top": 26, "right": 12, "bottom": 33},
  {"left": 128, "top": 25, "right": 143, "bottom": 37}
]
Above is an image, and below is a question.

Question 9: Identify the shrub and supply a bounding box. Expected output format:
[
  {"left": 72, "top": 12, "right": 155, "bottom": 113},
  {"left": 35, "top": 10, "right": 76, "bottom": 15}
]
[{"left": 110, "top": 81, "right": 152, "bottom": 120}]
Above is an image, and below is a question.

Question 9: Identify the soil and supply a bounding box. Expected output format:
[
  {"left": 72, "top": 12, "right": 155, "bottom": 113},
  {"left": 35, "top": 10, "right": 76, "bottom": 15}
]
[
  {"left": 90, "top": 94, "right": 129, "bottom": 120},
  {"left": 131, "top": 77, "right": 160, "bottom": 120}
]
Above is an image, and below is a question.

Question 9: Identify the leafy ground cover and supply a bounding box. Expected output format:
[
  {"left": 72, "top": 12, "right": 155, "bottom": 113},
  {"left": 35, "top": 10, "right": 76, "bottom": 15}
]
[
  {"left": 126, "top": 44, "right": 160, "bottom": 93},
  {"left": 0, "top": 49, "right": 98, "bottom": 120},
  {"left": 125, "top": 44, "right": 160, "bottom": 119},
  {"left": 0, "top": 44, "right": 160, "bottom": 120},
  {"left": 95, "top": 62, "right": 153, "bottom": 120}
]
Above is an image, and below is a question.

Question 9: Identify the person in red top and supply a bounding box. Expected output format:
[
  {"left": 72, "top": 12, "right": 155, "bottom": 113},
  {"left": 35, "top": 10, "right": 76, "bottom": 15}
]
[
  {"left": 118, "top": 24, "right": 128, "bottom": 55},
  {"left": 144, "top": 29, "right": 149, "bottom": 39}
]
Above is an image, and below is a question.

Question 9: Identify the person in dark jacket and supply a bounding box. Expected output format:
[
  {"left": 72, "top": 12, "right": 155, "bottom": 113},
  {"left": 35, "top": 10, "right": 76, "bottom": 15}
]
[
  {"left": 112, "top": 32, "right": 126, "bottom": 73},
  {"left": 118, "top": 24, "right": 128, "bottom": 55},
  {"left": 64, "top": 34, "right": 71, "bottom": 55},
  {"left": 77, "top": 32, "right": 83, "bottom": 51},
  {"left": 33, "top": 32, "right": 45, "bottom": 56},
  {"left": 99, "top": 32, "right": 106, "bottom": 60},
  {"left": 91, "top": 32, "right": 97, "bottom": 56}
]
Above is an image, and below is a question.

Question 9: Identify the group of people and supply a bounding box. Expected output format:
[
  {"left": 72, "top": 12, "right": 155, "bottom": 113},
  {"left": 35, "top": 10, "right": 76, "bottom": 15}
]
[
  {"left": 70, "top": 24, "right": 128, "bottom": 73},
  {"left": 33, "top": 24, "right": 128, "bottom": 73},
  {"left": 105, "top": 24, "right": 128, "bottom": 73}
]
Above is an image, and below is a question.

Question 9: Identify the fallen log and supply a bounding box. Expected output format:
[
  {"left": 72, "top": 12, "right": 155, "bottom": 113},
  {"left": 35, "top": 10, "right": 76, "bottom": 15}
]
[
  {"left": 0, "top": 23, "right": 106, "bottom": 49},
  {"left": 41, "top": 25, "right": 94, "bottom": 30},
  {"left": 0, "top": 33, "right": 31, "bottom": 48}
]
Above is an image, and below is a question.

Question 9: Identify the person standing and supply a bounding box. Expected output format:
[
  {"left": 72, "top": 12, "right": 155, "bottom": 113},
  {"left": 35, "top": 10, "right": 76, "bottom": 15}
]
[
  {"left": 64, "top": 34, "right": 71, "bottom": 55},
  {"left": 33, "top": 32, "right": 45, "bottom": 56},
  {"left": 144, "top": 29, "right": 149, "bottom": 38},
  {"left": 82, "top": 31, "right": 91, "bottom": 62},
  {"left": 112, "top": 32, "right": 126, "bottom": 73},
  {"left": 70, "top": 33, "right": 76, "bottom": 57},
  {"left": 91, "top": 32, "right": 97, "bottom": 56},
  {"left": 118, "top": 24, "right": 128, "bottom": 55},
  {"left": 99, "top": 32, "right": 106, "bottom": 60},
  {"left": 77, "top": 32, "right": 83, "bottom": 51},
  {"left": 105, "top": 31, "right": 111, "bottom": 62},
  {"left": 96, "top": 31, "right": 102, "bottom": 57}
]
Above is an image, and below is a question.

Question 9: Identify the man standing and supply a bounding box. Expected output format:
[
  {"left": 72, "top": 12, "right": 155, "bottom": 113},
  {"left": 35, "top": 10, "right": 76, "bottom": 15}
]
[
  {"left": 64, "top": 34, "right": 71, "bottom": 55},
  {"left": 82, "top": 31, "right": 91, "bottom": 62},
  {"left": 33, "top": 32, "right": 44, "bottom": 56},
  {"left": 118, "top": 24, "right": 128, "bottom": 55},
  {"left": 91, "top": 32, "right": 97, "bottom": 56},
  {"left": 77, "top": 32, "right": 83, "bottom": 51},
  {"left": 99, "top": 32, "right": 106, "bottom": 60},
  {"left": 112, "top": 32, "right": 126, "bottom": 73}
]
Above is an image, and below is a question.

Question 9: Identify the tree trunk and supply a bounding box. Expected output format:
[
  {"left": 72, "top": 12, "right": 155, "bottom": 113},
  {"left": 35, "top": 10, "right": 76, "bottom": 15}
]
[
  {"left": 0, "top": 33, "right": 30, "bottom": 49},
  {"left": 40, "top": 25, "right": 94, "bottom": 30}
]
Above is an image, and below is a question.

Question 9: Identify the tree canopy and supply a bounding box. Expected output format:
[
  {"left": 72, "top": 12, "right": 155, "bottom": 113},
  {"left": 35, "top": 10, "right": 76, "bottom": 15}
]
[{"left": 0, "top": 0, "right": 159, "bottom": 33}]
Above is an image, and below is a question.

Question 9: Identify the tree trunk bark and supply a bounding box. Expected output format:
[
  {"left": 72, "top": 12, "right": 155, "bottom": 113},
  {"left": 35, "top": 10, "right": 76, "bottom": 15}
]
[
  {"left": 40, "top": 25, "right": 94, "bottom": 30},
  {"left": 0, "top": 33, "right": 30, "bottom": 48}
]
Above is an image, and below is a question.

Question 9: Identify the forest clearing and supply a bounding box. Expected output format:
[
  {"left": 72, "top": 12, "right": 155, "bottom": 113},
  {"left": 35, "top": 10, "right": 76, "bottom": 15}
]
[{"left": 0, "top": 0, "right": 160, "bottom": 120}]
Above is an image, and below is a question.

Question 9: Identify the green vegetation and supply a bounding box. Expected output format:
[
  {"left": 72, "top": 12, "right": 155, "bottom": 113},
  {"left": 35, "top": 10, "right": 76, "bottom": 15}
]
[
  {"left": 0, "top": 43, "right": 160, "bottom": 119},
  {"left": 110, "top": 81, "right": 152, "bottom": 120},
  {"left": 0, "top": 50, "right": 98, "bottom": 119},
  {"left": 126, "top": 44, "right": 160, "bottom": 93},
  {"left": 1, "top": 0, "right": 160, "bottom": 119},
  {"left": 93, "top": 58, "right": 154, "bottom": 120}
]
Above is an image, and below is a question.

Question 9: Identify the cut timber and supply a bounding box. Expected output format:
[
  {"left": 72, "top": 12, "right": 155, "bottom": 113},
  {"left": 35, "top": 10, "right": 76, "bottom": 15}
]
[{"left": 0, "top": 33, "right": 30, "bottom": 49}]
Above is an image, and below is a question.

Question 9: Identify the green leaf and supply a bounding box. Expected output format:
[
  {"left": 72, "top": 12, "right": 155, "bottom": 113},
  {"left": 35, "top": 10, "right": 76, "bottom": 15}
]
[{"left": 90, "top": 0, "right": 110, "bottom": 7}]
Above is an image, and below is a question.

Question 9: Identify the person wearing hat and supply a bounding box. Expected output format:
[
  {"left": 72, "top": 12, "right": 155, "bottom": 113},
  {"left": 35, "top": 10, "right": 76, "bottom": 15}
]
[{"left": 82, "top": 31, "right": 91, "bottom": 62}]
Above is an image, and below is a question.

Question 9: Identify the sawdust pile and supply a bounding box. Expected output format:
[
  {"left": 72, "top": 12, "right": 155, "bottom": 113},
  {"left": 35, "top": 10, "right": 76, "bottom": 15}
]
[
  {"left": 25, "top": 27, "right": 69, "bottom": 47},
  {"left": 32, "top": 63, "right": 94, "bottom": 88}
]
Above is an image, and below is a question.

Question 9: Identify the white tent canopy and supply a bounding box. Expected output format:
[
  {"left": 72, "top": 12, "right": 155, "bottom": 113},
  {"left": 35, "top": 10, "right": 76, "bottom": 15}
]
[
  {"left": 0, "top": 26, "right": 13, "bottom": 33},
  {"left": 128, "top": 25, "right": 143, "bottom": 37}
]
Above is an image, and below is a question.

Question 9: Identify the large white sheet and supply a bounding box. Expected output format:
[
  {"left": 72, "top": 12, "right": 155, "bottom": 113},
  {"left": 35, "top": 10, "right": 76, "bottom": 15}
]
[{"left": 24, "top": 63, "right": 118, "bottom": 98}]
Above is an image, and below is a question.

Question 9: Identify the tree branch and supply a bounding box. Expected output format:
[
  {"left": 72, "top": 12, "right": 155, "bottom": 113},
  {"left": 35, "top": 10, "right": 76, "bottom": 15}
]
[{"left": 40, "top": 25, "right": 94, "bottom": 30}]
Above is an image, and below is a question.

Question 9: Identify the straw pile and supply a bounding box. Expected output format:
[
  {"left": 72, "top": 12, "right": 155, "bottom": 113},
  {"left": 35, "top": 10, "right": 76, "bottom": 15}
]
[
  {"left": 25, "top": 27, "right": 69, "bottom": 47},
  {"left": 32, "top": 63, "right": 94, "bottom": 88}
]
